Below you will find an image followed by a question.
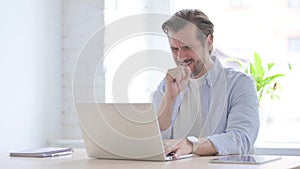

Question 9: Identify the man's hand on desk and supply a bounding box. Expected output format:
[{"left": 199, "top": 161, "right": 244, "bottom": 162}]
[
  {"left": 164, "top": 139, "right": 193, "bottom": 159},
  {"left": 163, "top": 138, "right": 218, "bottom": 158}
]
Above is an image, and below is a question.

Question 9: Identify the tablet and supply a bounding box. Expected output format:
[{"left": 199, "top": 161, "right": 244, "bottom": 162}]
[{"left": 209, "top": 155, "right": 281, "bottom": 164}]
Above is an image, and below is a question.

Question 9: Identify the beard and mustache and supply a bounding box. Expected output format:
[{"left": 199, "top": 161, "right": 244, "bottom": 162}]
[{"left": 177, "top": 58, "right": 207, "bottom": 78}]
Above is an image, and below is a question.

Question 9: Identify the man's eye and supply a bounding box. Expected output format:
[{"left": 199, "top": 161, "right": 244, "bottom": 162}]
[
  {"left": 183, "top": 46, "right": 192, "bottom": 50},
  {"left": 171, "top": 47, "right": 178, "bottom": 52}
]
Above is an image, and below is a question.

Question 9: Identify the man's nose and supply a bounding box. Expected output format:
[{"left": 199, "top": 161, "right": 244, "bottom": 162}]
[{"left": 176, "top": 48, "right": 187, "bottom": 62}]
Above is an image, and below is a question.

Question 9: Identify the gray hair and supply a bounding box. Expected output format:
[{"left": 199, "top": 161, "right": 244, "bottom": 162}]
[{"left": 162, "top": 9, "right": 214, "bottom": 54}]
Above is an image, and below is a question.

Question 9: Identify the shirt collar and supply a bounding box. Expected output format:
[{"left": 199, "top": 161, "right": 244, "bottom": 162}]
[
  {"left": 205, "top": 55, "right": 223, "bottom": 87},
  {"left": 181, "top": 55, "right": 222, "bottom": 94}
]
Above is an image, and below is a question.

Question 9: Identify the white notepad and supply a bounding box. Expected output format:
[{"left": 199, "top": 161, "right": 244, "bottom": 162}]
[{"left": 9, "top": 147, "right": 74, "bottom": 158}]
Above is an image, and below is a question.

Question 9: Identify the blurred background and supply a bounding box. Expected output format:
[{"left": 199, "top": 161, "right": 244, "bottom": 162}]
[{"left": 1, "top": 0, "right": 299, "bottom": 154}]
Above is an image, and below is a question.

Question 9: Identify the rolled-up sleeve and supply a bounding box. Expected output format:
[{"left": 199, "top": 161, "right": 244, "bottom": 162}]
[{"left": 208, "top": 74, "right": 259, "bottom": 155}]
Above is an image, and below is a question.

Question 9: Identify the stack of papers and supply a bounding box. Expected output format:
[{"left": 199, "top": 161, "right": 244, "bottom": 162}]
[{"left": 9, "top": 147, "right": 74, "bottom": 158}]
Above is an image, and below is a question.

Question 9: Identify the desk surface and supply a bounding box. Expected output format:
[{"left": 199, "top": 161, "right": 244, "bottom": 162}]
[{"left": 1, "top": 149, "right": 300, "bottom": 169}]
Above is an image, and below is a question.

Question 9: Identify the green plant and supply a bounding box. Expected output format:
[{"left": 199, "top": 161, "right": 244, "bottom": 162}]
[{"left": 227, "top": 52, "right": 292, "bottom": 103}]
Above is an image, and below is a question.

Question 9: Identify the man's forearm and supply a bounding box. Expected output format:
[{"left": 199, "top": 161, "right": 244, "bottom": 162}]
[
  {"left": 195, "top": 138, "right": 218, "bottom": 156},
  {"left": 157, "top": 94, "right": 175, "bottom": 131}
]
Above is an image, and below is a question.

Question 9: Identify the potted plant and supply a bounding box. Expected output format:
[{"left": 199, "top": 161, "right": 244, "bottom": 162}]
[
  {"left": 227, "top": 52, "right": 292, "bottom": 145},
  {"left": 227, "top": 52, "right": 291, "bottom": 103}
]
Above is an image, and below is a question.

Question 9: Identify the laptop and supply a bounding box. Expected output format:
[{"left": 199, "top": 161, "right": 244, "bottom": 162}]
[{"left": 75, "top": 103, "right": 192, "bottom": 161}]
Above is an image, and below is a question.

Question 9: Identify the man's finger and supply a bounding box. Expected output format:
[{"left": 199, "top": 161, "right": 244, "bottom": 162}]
[
  {"left": 167, "top": 70, "right": 180, "bottom": 82},
  {"left": 178, "top": 66, "right": 186, "bottom": 78},
  {"left": 165, "top": 145, "right": 176, "bottom": 155},
  {"left": 174, "top": 148, "right": 182, "bottom": 159},
  {"left": 164, "top": 141, "right": 176, "bottom": 155},
  {"left": 185, "top": 66, "right": 191, "bottom": 78}
]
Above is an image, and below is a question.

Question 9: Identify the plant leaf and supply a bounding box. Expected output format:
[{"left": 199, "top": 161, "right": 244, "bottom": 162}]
[
  {"left": 261, "top": 74, "right": 285, "bottom": 86},
  {"left": 254, "top": 52, "right": 265, "bottom": 80},
  {"left": 267, "top": 63, "right": 275, "bottom": 71},
  {"left": 249, "top": 62, "right": 256, "bottom": 77},
  {"left": 288, "top": 63, "right": 292, "bottom": 70}
]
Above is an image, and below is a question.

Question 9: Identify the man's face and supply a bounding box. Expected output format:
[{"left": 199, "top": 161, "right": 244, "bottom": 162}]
[{"left": 168, "top": 23, "right": 212, "bottom": 79}]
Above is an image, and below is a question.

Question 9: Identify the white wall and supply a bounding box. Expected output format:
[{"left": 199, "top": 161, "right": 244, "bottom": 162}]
[
  {"left": 61, "top": 0, "right": 105, "bottom": 141},
  {"left": 0, "top": 0, "right": 62, "bottom": 152}
]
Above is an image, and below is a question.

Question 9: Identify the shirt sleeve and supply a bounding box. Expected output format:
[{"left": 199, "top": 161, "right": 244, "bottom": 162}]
[
  {"left": 151, "top": 79, "right": 172, "bottom": 139},
  {"left": 152, "top": 79, "right": 186, "bottom": 139},
  {"left": 208, "top": 74, "right": 259, "bottom": 155}
]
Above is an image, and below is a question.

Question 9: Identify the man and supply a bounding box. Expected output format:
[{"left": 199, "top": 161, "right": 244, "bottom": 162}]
[{"left": 152, "top": 9, "right": 259, "bottom": 159}]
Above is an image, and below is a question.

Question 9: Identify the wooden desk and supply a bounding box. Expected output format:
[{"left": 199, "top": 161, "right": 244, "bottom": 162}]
[{"left": 1, "top": 149, "right": 300, "bottom": 169}]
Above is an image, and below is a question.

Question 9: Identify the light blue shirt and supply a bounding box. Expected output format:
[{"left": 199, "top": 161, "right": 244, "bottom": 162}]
[{"left": 152, "top": 55, "right": 259, "bottom": 155}]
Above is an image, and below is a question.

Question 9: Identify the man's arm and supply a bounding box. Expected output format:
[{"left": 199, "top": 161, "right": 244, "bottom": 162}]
[
  {"left": 208, "top": 74, "right": 259, "bottom": 155},
  {"left": 195, "top": 138, "right": 218, "bottom": 155},
  {"left": 164, "top": 72, "right": 259, "bottom": 156},
  {"left": 157, "top": 93, "right": 175, "bottom": 130},
  {"left": 156, "top": 66, "right": 191, "bottom": 131},
  {"left": 164, "top": 138, "right": 217, "bottom": 159}
]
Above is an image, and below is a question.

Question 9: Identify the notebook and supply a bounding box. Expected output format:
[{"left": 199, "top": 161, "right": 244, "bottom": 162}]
[
  {"left": 9, "top": 147, "right": 74, "bottom": 158},
  {"left": 75, "top": 103, "right": 192, "bottom": 161}
]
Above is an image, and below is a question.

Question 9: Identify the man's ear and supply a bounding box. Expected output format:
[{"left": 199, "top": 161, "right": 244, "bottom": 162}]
[{"left": 206, "top": 34, "right": 213, "bottom": 52}]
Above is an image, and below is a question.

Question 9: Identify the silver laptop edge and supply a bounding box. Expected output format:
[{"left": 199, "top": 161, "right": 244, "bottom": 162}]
[{"left": 75, "top": 103, "right": 191, "bottom": 161}]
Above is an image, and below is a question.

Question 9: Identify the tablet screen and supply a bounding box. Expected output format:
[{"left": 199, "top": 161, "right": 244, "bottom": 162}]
[{"left": 209, "top": 155, "right": 281, "bottom": 164}]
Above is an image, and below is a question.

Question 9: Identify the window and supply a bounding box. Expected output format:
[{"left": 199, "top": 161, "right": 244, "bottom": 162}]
[
  {"left": 227, "top": 0, "right": 251, "bottom": 8},
  {"left": 288, "top": 37, "right": 300, "bottom": 51},
  {"left": 100, "top": 0, "right": 300, "bottom": 151},
  {"left": 171, "top": 0, "right": 300, "bottom": 148},
  {"left": 289, "top": 0, "right": 300, "bottom": 8},
  {"left": 103, "top": 0, "right": 172, "bottom": 103}
]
